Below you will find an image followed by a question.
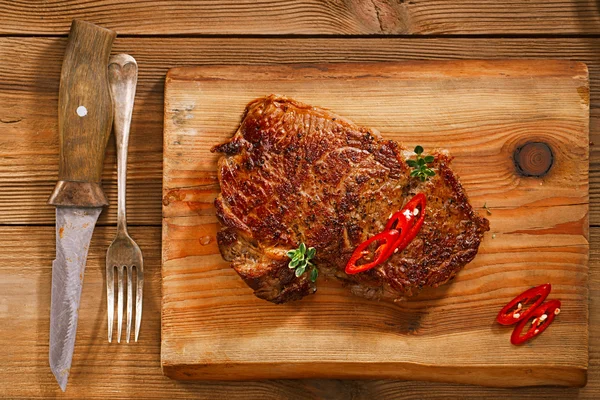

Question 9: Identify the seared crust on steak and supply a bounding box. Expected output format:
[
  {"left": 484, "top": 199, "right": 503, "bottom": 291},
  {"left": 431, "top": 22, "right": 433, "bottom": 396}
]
[{"left": 212, "top": 95, "right": 489, "bottom": 303}]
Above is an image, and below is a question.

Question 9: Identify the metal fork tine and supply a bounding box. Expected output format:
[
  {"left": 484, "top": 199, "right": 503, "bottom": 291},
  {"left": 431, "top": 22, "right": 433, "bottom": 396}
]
[
  {"left": 117, "top": 266, "right": 124, "bottom": 343},
  {"left": 126, "top": 266, "right": 133, "bottom": 343},
  {"left": 135, "top": 265, "right": 144, "bottom": 342},
  {"left": 106, "top": 265, "right": 115, "bottom": 343}
]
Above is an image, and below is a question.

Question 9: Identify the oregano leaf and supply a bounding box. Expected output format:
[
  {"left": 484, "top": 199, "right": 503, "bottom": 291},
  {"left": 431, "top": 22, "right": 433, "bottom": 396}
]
[
  {"left": 287, "top": 243, "right": 319, "bottom": 281},
  {"left": 295, "top": 265, "right": 306, "bottom": 277},
  {"left": 299, "top": 242, "right": 306, "bottom": 255}
]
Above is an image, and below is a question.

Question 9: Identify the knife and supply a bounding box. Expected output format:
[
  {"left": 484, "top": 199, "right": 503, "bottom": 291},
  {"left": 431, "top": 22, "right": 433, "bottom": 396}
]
[{"left": 48, "top": 20, "right": 115, "bottom": 391}]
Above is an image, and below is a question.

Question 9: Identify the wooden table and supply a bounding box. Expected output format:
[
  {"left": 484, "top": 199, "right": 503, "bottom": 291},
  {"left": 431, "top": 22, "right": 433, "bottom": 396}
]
[{"left": 1, "top": 1, "right": 600, "bottom": 398}]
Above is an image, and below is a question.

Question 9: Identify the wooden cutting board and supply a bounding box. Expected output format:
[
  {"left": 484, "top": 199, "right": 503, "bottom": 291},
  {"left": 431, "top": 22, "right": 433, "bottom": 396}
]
[{"left": 161, "top": 61, "right": 589, "bottom": 387}]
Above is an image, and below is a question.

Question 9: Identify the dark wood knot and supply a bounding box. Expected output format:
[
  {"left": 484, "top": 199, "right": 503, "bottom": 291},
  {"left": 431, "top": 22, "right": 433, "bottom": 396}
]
[{"left": 514, "top": 142, "right": 553, "bottom": 177}]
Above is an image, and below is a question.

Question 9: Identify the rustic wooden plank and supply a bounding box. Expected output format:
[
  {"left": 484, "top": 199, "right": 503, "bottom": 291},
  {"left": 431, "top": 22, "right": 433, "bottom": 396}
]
[
  {"left": 0, "top": 225, "right": 598, "bottom": 398},
  {"left": 2, "top": 37, "right": 600, "bottom": 226},
  {"left": 161, "top": 61, "right": 588, "bottom": 385},
  {"left": 0, "top": 0, "right": 599, "bottom": 35}
]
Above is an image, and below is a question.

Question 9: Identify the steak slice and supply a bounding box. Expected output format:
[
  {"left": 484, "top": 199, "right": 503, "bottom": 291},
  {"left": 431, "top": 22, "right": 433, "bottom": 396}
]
[{"left": 212, "top": 95, "right": 489, "bottom": 304}]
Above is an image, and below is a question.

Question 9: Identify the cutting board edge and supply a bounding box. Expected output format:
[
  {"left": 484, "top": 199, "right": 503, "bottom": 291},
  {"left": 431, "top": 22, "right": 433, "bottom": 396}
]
[
  {"left": 165, "top": 59, "right": 590, "bottom": 83},
  {"left": 161, "top": 359, "right": 587, "bottom": 387}
]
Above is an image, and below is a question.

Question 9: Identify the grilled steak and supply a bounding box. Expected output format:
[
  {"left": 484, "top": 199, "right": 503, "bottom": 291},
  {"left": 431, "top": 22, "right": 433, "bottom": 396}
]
[{"left": 212, "top": 95, "right": 489, "bottom": 304}]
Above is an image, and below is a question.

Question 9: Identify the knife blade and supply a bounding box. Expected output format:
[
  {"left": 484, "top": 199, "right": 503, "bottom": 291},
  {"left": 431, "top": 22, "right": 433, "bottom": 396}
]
[
  {"left": 48, "top": 20, "right": 115, "bottom": 391},
  {"left": 50, "top": 207, "right": 101, "bottom": 390}
]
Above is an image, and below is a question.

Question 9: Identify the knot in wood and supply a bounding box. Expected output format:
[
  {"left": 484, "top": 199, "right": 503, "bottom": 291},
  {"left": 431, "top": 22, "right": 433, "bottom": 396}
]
[{"left": 514, "top": 142, "right": 553, "bottom": 177}]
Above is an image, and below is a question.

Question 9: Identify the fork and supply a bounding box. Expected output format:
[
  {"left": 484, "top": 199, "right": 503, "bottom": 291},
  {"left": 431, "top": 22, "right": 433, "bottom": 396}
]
[{"left": 106, "top": 54, "right": 144, "bottom": 343}]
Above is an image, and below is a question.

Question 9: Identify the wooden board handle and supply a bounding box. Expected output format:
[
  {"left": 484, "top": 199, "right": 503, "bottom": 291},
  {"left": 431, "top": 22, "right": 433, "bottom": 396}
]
[{"left": 48, "top": 20, "right": 116, "bottom": 207}]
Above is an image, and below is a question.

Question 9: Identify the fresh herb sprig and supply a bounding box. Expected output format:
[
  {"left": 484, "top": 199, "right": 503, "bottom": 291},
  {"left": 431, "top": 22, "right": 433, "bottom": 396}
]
[
  {"left": 287, "top": 243, "right": 318, "bottom": 282},
  {"left": 407, "top": 145, "right": 435, "bottom": 182}
]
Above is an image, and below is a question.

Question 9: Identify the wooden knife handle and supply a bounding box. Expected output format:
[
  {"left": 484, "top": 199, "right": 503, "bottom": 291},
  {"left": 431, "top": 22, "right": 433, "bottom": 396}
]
[{"left": 48, "top": 20, "right": 116, "bottom": 208}]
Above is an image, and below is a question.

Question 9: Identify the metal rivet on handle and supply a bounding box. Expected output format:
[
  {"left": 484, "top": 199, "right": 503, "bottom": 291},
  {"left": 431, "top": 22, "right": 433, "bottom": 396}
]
[{"left": 76, "top": 106, "right": 87, "bottom": 117}]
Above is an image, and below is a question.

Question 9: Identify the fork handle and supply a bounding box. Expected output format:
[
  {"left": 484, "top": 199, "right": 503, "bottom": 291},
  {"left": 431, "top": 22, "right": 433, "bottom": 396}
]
[{"left": 108, "top": 54, "right": 138, "bottom": 232}]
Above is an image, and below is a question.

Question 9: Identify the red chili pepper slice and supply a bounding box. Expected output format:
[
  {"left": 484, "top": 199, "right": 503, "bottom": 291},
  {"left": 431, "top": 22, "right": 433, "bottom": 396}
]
[
  {"left": 496, "top": 283, "right": 551, "bottom": 326},
  {"left": 379, "top": 217, "right": 408, "bottom": 261},
  {"left": 345, "top": 193, "right": 425, "bottom": 275},
  {"left": 510, "top": 299, "right": 561, "bottom": 345},
  {"left": 382, "top": 193, "right": 426, "bottom": 258},
  {"left": 345, "top": 229, "right": 402, "bottom": 274}
]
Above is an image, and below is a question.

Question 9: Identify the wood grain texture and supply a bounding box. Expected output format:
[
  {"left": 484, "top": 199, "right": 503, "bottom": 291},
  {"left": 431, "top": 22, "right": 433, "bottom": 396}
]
[
  {"left": 161, "top": 61, "right": 589, "bottom": 386},
  {"left": 0, "top": 1, "right": 598, "bottom": 397},
  {"left": 1, "top": 0, "right": 600, "bottom": 35},
  {"left": 0, "top": 226, "right": 346, "bottom": 399},
  {"left": 49, "top": 20, "right": 115, "bottom": 208},
  {"left": 1, "top": 225, "right": 599, "bottom": 399},
  {"left": 56, "top": 20, "right": 114, "bottom": 184},
  {"left": 3, "top": 37, "right": 600, "bottom": 227}
]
